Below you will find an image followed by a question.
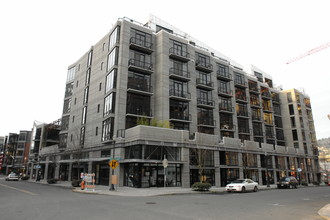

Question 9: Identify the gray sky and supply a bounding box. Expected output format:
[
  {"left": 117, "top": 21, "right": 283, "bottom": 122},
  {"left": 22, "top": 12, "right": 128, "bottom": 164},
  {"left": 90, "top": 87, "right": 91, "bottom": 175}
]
[{"left": 1, "top": 0, "right": 329, "bottom": 139}]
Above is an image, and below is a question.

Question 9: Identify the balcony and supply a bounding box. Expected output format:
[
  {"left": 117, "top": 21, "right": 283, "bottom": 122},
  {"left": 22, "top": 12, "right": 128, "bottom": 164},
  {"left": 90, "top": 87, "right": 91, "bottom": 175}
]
[
  {"left": 218, "top": 87, "right": 233, "bottom": 97},
  {"left": 126, "top": 106, "right": 152, "bottom": 117},
  {"left": 169, "top": 48, "right": 190, "bottom": 62},
  {"left": 253, "top": 130, "right": 263, "bottom": 137},
  {"left": 234, "top": 80, "right": 247, "bottom": 88},
  {"left": 217, "top": 69, "right": 232, "bottom": 81},
  {"left": 238, "top": 127, "right": 251, "bottom": 135},
  {"left": 195, "top": 61, "right": 213, "bottom": 73},
  {"left": 169, "top": 89, "right": 191, "bottom": 101},
  {"left": 128, "top": 59, "right": 154, "bottom": 74},
  {"left": 197, "top": 98, "right": 215, "bottom": 108},
  {"left": 127, "top": 83, "right": 153, "bottom": 96},
  {"left": 262, "top": 106, "right": 273, "bottom": 113},
  {"left": 252, "top": 113, "right": 262, "bottom": 121},
  {"left": 235, "top": 94, "right": 248, "bottom": 103},
  {"left": 169, "top": 68, "right": 190, "bottom": 81},
  {"left": 220, "top": 123, "right": 236, "bottom": 131},
  {"left": 261, "top": 91, "right": 271, "bottom": 99},
  {"left": 170, "top": 112, "right": 192, "bottom": 122},
  {"left": 196, "top": 78, "right": 214, "bottom": 90},
  {"left": 129, "top": 37, "right": 153, "bottom": 54},
  {"left": 219, "top": 104, "right": 234, "bottom": 113},
  {"left": 236, "top": 110, "right": 249, "bottom": 118},
  {"left": 197, "top": 118, "right": 216, "bottom": 127}
]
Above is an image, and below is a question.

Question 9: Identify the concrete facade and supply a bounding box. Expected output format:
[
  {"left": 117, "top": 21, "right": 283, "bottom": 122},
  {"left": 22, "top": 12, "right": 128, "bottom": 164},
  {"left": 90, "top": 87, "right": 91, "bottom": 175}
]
[{"left": 37, "top": 16, "right": 320, "bottom": 188}]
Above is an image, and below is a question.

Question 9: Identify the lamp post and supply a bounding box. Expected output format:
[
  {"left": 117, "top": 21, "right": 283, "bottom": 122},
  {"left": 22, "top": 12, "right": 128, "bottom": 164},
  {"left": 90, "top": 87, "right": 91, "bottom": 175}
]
[{"left": 264, "top": 152, "right": 270, "bottom": 187}]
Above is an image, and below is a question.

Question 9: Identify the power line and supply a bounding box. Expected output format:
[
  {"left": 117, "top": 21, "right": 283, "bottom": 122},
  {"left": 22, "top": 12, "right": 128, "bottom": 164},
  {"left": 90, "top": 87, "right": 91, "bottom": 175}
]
[{"left": 286, "top": 42, "right": 330, "bottom": 64}]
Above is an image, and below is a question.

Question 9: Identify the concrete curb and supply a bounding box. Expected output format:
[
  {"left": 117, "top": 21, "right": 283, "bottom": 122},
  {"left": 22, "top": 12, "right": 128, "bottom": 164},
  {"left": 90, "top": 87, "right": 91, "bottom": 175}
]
[{"left": 318, "top": 204, "right": 330, "bottom": 220}]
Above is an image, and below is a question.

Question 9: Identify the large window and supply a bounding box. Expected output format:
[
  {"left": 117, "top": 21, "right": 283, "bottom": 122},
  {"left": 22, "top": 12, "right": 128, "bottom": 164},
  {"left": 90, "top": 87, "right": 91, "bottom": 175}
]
[
  {"left": 65, "top": 82, "right": 74, "bottom": 98},
  {"left": 197, "top": 89, "right": 213, "bottom": 105},
  {"left": 109, "top": 26, "right": 120, "bottom": 50},
  {"left": 104, "top": 93, "right": 116, "bottom": 116},
  {"left": 128, "top": 71, "right": 151, "bottom": 92},
  {"left": 234, "top": 72, "right": 245, "bottom": 85},
  {"left": 87, "top": 50, "right": 93, "bottom": 67},
  {"left": 83, "top": 87, "right": 89, "bottom": 104},
  {"left": 126, "top": 93, "right": 151, "bottom": 116},
  {"left": 107, "top": 47, "right": 118, "bottom": 71},
  {"left": 190, "top": 149, "right": 214, "bottom": 166},
  {"left": 170, "top": 100, "right": 189, "bottom": 121},
  {"left": 102, "top": 117, "right": 114, "bottom": 142},
  {"left": 220, "top": 151, "right": 238, "bottom": 166},
  {"left": 170, "top": 79, "right": 189, "bottom": 98},
  {"left": 81, "top": 106, "right": 87, "bottom": 125},
  {"left": 105, "top": 69, "right": 117, "bottom": 93},
  {"left": 195, "top": 52, "right": 211, "bottom": 69},
  {"left": 66, "top": 67, "right": 76, "bottom": 82},
  {"left": 130, "top": 28, "right": 152, "bottom": 48},
  {"left": 144, "top": 146, "right": 180, "bottom": 161},
  {"left": 170, "top": 39, "right": 188, "bottom": 57},
  {"left": 63, "top": 99, "right": 71, "bottom": 114},
  {"left": 219, "top": 97, "right": 232, "bottom": 111}
]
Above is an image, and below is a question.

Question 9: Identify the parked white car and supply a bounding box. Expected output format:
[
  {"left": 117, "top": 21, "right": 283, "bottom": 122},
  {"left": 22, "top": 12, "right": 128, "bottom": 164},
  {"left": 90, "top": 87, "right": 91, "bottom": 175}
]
[
  {"left": 225, "top": 179, "right": 258, "bottom": 192},
  {"left": 5, "top": 173, "right": 19, "bottom": 181}
]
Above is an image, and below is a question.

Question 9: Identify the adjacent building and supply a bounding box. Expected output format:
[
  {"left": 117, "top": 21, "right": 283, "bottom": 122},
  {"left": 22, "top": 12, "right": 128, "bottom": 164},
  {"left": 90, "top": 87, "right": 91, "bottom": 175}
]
[{"left": 39, "top": 15, "right": 319, "bottom": 187}]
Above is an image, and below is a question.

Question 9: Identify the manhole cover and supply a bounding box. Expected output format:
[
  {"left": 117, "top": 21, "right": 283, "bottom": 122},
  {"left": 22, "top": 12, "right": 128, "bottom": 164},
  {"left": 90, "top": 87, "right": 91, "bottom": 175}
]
[{"left": 146, "top": 202, "right": 157, "bottom": 205}]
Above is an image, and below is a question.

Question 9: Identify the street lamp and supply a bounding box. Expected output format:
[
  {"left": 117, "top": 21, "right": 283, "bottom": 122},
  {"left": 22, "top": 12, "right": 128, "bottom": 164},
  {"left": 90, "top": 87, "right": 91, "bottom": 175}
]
[{"left": 264, "top": 152, "right": 270, "bottom": 187}]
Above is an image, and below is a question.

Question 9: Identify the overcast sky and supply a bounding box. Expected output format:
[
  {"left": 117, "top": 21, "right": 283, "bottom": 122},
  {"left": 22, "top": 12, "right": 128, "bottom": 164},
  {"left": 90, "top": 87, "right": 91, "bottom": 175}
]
[{"left": 1, "top": 0, "right": 329, "bottom": 139}]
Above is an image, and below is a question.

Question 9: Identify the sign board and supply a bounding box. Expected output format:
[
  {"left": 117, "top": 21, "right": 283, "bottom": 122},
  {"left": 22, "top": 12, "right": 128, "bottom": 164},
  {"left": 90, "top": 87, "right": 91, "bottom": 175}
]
[
  {"left": 297, "top": 168, "right": 302, "bottom": 172},
  {"left": 162, "top": 158, "right": 168, "bottom": 168},
  {"left": 109, "top": 159, "right": 119, "bottom": 169},
  {"left": 111, "top": 175, "right": 118, "bottom": 184}
]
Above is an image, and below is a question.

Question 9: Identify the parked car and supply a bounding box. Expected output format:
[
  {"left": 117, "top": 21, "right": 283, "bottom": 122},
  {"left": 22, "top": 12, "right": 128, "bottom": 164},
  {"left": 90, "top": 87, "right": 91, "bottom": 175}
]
[
  {"left": 277, "top": 176, "right": 298, "bottom": 189},
  {"left": 225, "top": 179, "right": 258, "bottom": 193},
  {"left": 5, "top": 173, "right": 19, "bottom": 181}
]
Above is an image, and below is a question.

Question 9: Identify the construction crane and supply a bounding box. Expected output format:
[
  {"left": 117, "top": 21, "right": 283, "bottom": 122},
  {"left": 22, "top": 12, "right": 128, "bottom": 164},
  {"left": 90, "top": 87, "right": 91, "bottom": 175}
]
[{"left": 286, "top": 42, "right": 330, "bottom": 64}]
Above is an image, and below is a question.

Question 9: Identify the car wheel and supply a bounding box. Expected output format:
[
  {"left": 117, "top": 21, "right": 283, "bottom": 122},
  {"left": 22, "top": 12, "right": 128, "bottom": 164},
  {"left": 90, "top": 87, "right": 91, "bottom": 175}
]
[
  {"left": 253, "top": 186, "right": 258, "bottom": 192},
  {"left": 294, "top": 184, "right": 297, "bottom": 189},
  {"left": 241, "top": 186, "right": 246, "bottom": 193}
]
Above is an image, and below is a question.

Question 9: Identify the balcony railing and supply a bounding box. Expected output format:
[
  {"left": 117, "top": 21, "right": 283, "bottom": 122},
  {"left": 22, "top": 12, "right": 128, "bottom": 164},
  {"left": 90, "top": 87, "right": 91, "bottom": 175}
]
[
  {"left": 170, "top": 112, "right": 191, "bottom": 121},
  {"left": 235, "top": 94, "right": 247, "bottom": 102},
  {"left": 234, "top": 80, "right": 247, "bottom": 88},
  {"left": 261, "top": 91, "right": 271, "bottom": 99},
  {"left": 169, "top": 48, "right": 190, "bottom": 62},
  {"left": 238, "top": 127, "right": 251, "bottom": 134},
  {"left": 127, "top": 82, "right": 153, "bottom": 94},
  {"left": 197, "top": 98, "right": 215, "bottom": 107},
  {"left": 195, "top": 61, "right": 213, "bottom": 72},
  {"left": 219, "top": 104, "right": 234, "bottom": 113},
  {"left": 217, "top": 69, "right": 232, "bottom": 81},
  {"left": 169, "top": 89, "right": 191, "bottom": 100},
  {"left": 126, "top": 106, "right": 152, "bottom": 117},
  {"left": 237, "top": 110, "right": 249, "bottom": 117},
  {"left": 196, "top": 78, "right": 214, "bottom": 89},
  {"left": 218, "top": 87, "right": 233, "bottom": 97},
  {"left": 128, "top": 59, "right": 153, "bottom": 74},
  {"left": 253, "top": 130, "right": 263, "bottom": 137},
  {"left": 169, "top": 67, "right": 190, "bottom": 80},
  {"left": 129, "top": 37, "right": 153, "bottom": 54},
  {"left": 197, "top": 118, "right": 216, "bottom": 127},
  {"left": 220, "top": 123, "right": 236, "bottom": 131}
]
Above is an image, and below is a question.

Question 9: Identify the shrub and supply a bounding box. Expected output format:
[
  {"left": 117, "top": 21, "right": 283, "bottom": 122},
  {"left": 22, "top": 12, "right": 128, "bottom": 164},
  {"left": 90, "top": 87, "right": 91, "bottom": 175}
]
[
  {"left": 21, "top": 176, "right": 30, "bottom": 180},
  {"left": 191, "top": 182, "right": 212, "bottom": 191},
  {"left": 71, "top": 179, "right": 81, "bottom": 187},
  {"left": 312, "top": 181, "right": 320, "bottom": 186},
  {"left": 47, "top": 179, "right": 58, "bottom": 184}
]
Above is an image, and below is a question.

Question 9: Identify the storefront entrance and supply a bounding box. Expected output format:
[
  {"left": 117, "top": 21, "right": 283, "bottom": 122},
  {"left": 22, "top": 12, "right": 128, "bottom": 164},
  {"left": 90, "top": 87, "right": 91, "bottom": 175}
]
[{"left": 124, "top": 163, "right": 181, "bottom": 188}]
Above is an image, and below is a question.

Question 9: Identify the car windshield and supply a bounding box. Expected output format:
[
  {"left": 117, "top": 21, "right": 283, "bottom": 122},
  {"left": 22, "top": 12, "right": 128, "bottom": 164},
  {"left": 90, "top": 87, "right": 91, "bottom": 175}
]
[
  {"left": 280, "top": 177, "right": 290, "bottom": 181},
  {"left": 231, "top": 180, "right": 244, "bottom": 183}
]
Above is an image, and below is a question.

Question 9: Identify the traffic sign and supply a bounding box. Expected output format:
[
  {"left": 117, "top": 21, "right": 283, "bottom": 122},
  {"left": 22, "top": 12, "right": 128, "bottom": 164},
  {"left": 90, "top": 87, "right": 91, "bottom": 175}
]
[
  {"left": 162, "top": 158, "right": 168, "bottom": 168},
  {"left": 109, "top": 159, "right": 119, "bottom": 169}
]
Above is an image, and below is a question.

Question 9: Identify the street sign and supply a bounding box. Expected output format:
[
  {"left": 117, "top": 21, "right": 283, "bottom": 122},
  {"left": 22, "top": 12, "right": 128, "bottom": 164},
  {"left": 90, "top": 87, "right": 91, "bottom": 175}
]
[
  {"left": 162, "top": 158, "right": 168, "bottom": 168},
  {"left": 109, "top": 160, "right": 119, "bottom": 169},
  {"left": 297, "top": 168, "right": 302, "bottom": 172}
]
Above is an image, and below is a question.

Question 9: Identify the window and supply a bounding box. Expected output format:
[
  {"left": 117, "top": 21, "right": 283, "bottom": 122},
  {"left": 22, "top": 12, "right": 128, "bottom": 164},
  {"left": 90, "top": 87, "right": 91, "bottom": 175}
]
[
  {"left": 287, "top": 92, "right": 292, "bottom": 102},
  {"left": 254, "top": 71, "right": 263, "bottom": 82},
  {"left": 63, "top": 99, "right": 71, "bottom": 114},
  {"left": 99, "top": 83, "right": 102, "bottom": 91},
  {"left": 130, "top": 28, "right": 152, "bottom": 48},
  {"left": 126, "top": 93, "right": 151, "bottom": 116},
  {"left": 85, "top": 68, "right": 91, "bottom": 85},
  {"left": 129, "top": 50, "right": 152, "bottom": 69},
  {"left": 61, "top": 116, "right": 70, "bottom": 131},
  {"left": 66, "top": 67, "right": 76, "bottom": 82},
  {"left": 80, "top": 127, "right": 85, "bottom": 146},
  {"left": 128, "top": 71, "right": 151, "bottom": 92},
  {"left": 102, "top": 117, "right": 114, "bottom": 142},
  {"left": 217, "top": 64, "right": 229, "bottom": 78},
  {"left": 170, "top": 100, "right": 189, "bottom": 121},
  {"left": 107, "top": 47, "right": 118, "bottom": 71},
  {"left": 105, "top": 69, "right": 117, "bottom": 93},
  {"left": 218, "top": 80, "right": 231, "bottom": 94},
  {"left": 234, "top": 72, "right": 245, "bottom": 85},
  {"left": 197, "top": 108, "right": 214, "bottom": 125},
  {"left": 273, "top": 103, "right": 281, "bottom": 115},
  {"left": 236, "top": 103, "right": 248, "bottom": 117},
  {"left": 170, "top": 79, "right": 188, "bottom": 98},
  {"left": 109, "top": 26, "right": 120, "bottom": 50},
  {"left": 292, "top": 130, "right": 298, "bottom": 141},
  {"left": 250, "top": 94, "right": 260, "bottom": 106},
  {"left": 65, "top": 82, "right": 74, "bottom": 98},
  {"left": 219, "top": 97, "right": 232, "bottom": 111},
  {"left": 238, "top": 118, "right": 249, "bottom": 133},
  {"left": 195, "top": 52, "right": 211, "bottom": 68},
  {"left": 87, "top": 50, "right": 92, "bottom": 67},
  {"left": 97, "top": 104, "right": 100, "bottom": 113},
  {"left": 289, "top": 104, "right": 294, "bottom": 115},
  {"left": 170, "top": 59, "right": 188, "bottom": 77},
  {"left": 263, "top": 113, "right": 273, "bottom": 124},
  {"left": 96, "top": 127, "right": 98, "bottom": 136},
  {"left": 83, "top": 87, "right": 89, "bottom": 104},
  {"left": 104, "top": 93, "right": 115, "bottom": 116},
  {"left": 170, "top": 39, "right": 188, "bottom": 57},
  {"left": 81, "top": 106, "right": 87, "bottom": 125},
  {"left": 235, "top": 87, "right": 246, "bottom": 101},
  {"left": 290, "top": 117, "right": 296, "bottom": 127},
  {"left": 197, "top": 89, "right": 213, "bottom": 105}
]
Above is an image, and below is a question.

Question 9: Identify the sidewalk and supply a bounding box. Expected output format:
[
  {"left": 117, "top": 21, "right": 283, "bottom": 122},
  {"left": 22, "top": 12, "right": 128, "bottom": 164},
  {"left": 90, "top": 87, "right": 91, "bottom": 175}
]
[{"left": 28, "top": 179, "right": 330, "bottom": 219}]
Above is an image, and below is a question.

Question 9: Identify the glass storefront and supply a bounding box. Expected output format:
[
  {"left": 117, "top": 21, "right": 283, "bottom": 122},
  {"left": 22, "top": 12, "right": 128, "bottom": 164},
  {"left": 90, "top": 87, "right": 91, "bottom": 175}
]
[{"left": 123, "top": 163, "right": 181, "bottom": 188}]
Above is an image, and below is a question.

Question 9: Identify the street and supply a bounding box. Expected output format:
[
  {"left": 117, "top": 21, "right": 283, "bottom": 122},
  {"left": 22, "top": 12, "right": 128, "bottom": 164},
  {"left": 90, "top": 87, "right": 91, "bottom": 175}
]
[{"left": 0, "top": 179, "right": 329, "bottom": 220}]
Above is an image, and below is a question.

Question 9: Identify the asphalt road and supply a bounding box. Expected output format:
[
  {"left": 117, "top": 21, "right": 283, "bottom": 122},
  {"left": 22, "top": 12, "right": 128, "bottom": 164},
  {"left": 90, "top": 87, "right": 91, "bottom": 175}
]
[{"left": 0, "top": 180, "right": 329, "bottom": 220}]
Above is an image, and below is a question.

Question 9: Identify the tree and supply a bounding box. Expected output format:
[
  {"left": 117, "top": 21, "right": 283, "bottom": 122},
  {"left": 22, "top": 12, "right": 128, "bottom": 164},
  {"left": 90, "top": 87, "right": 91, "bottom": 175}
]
[{"left": 190, "top": 147, "right": 211, "bottom": 183}]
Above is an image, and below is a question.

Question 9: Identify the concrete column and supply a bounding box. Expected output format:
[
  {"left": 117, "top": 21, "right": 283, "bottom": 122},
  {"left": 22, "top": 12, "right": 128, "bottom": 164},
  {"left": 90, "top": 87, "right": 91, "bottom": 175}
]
[
  {"left": 214, "top": 150, "right": 220, "bottom": 186},
  {"left": 181, "top": 147, "right": 190, "bottom": 188},
  {"left": 88, "top": 161, "right": 92, "bottom": 173},
  {"left": 238, "top": 152, "right": 244, "bottom": 179},
  {"left": 68, "top": 162, "right": 72, "bottom": 181},
  {"left": 44, "top": 162, "right": 49, "bottom": 180}
]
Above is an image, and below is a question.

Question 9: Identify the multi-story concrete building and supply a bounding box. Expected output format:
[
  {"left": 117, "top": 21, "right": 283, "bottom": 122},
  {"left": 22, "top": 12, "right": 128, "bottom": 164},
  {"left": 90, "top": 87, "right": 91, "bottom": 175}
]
[{"left": 51, "top": 15, "right": 319, "bottom": 187}]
